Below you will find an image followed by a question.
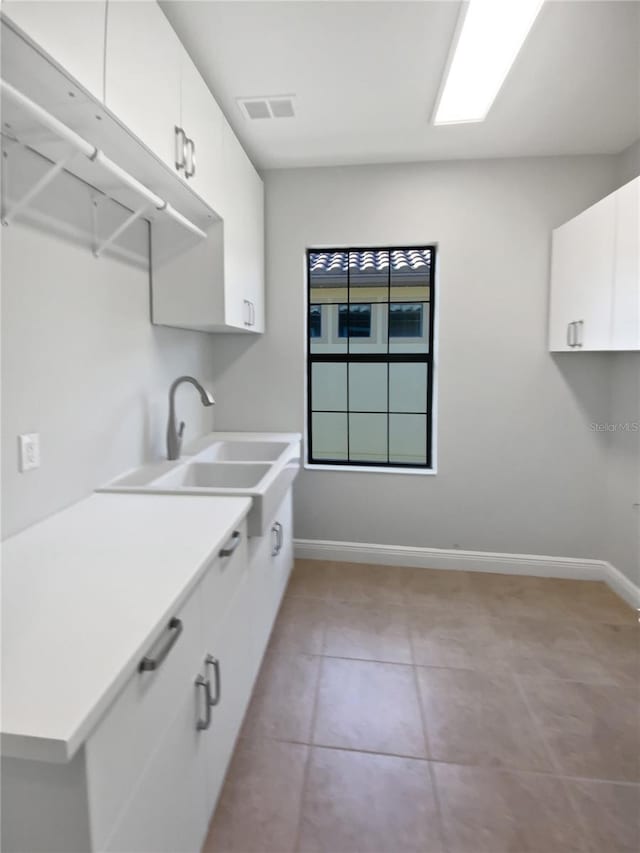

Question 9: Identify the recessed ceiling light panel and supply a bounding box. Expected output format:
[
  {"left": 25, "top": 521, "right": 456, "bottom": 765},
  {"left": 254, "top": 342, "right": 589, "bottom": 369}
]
[
  {"left": 237, "top": 95, "right": 296, "bottom": 120},
  {"left": 433, "top": 0, "right": 544, "bottom": 126}
]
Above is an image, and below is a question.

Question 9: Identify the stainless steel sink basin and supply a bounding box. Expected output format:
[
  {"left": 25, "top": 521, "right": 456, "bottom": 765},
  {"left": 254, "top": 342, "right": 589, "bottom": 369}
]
[
  {"left": 190, "top": 441, "right": 289, "bottom": 462},
  {"left": 153, "top": 463, "right": 271, "bottom": 490}
]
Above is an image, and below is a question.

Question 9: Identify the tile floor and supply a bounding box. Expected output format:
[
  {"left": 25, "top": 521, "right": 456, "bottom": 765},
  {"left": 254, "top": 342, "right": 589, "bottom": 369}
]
[{"left": 203, "top": 560, "right": 639, "bottom": 853}]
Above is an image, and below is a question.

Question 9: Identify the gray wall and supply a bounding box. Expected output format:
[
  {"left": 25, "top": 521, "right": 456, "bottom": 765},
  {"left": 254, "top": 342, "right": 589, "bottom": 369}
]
[
  {"left": 210, "top": 155, "right": 624, "bottom": 566},
  {"left": 1, "top": 163, "right": 216, "bottom": 538},
  {"left": 605, "top": 140, "right": 640, "bottom": 584},
  {"left": 615, "top": 138, "right": 640, "bottom": 188}
]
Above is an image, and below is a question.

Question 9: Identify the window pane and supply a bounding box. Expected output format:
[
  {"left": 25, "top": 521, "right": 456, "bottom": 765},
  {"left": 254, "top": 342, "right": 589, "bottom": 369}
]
[
  {"left": 338, "top": 304, "right": 371, "bottom": 337},
  {"left": 309, "top": 251, "right": 347, "bottom": 304},
  {"left": 309, "top": 304, "right": 323, "bottom": 338},
  {"left": 349, "top": 413, "right": 387, "bottom": 463},
  {"left": 389, "top": 414, "right": 427, "bottom": 465},
  {"left": 312, "top": 412, "right": 348, "bottom": 460},
  {"left": 349, "top": 363, "right": 387, "bottom": 412},
  {"left": 312, "top": 363, "right": 347, "bottom": 411},
  {"left": 389, "top": 303, "right": 423, "bottom": 338},
  {"left": 389, "top": 248, "right": 431, "bottom": 303},
  {"left": 389, "top": 363, "right": 428, "bottom": 413},
  {"left": 349, "top": 303, "right": 388, "bottom": 354},
  {"left": 311, "top": 303, "right": 347, "bottom": 354},
  {"left": 389, "top": 303, "right": 429, "bottom": 353},
  {"left": 349, "top": 250, "right": 389, "bottom": 304}
]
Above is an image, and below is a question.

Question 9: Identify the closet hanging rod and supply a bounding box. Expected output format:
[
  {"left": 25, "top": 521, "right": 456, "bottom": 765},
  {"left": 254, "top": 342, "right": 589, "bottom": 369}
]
[{"left": 0, "top": 79, "right": 207, "bottom": 240}]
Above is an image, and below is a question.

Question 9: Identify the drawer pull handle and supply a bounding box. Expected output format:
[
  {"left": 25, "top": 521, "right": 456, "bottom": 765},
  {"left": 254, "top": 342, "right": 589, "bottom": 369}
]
[
  {"left": 271, "top": 521, "right": 283, "bottom": 556},
  {"left": 219, "top": 530, "right": 241, "bottom": 558},
  {"left": 138, "top": 617, "right": 183, "bottom": 672},
  {"left": 195, "top": 675, "right": 212, "bottom": 730},
  {"left": 205, "top": 655, "right": 221, "bottom": 706}
]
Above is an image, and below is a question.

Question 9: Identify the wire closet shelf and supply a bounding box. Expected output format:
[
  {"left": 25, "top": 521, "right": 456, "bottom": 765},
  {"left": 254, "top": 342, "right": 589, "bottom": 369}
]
[{"left": 0, "top": 79, "right": 207, "bottom": 257}]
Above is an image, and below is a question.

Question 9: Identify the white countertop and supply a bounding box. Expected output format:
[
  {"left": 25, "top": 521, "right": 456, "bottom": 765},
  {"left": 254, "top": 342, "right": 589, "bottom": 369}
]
[{"left": 1, "top": 492, "right": 251, "bottom": 764}]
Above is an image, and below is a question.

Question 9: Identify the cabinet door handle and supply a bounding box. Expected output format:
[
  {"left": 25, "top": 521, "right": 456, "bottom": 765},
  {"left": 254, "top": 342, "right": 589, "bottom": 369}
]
[
  {"left": 205, "top": 655, "right": 221, "bottom": 706},
  {"left": 138, "top": 617, "right": 183, "bottom": 672},
  {"left": 219, "top": 530, "right": 242, "bottom": 558},
  {"left": 195, "top": 675, "right": 212, "bottom": 730},
  {"left": 174, "top": 126, "right": 187, "bottom": 172},
  {"left": 244, "top": 299, "right": 251, "bottom": 326},
  {"left": 185, "top": 138, "right": 196, "bottom": 178},
  {"left": 567, "top": 322, "right": 573, "bottom": 348},
  {"left": 272, "top": 521, "right": 283, "bottom": 556},
  {"left": 576, "top": 320, "right": 584, "bottom": 348},
  {"left": 250, "top": 301, "right": 255, "bottom": 326}
]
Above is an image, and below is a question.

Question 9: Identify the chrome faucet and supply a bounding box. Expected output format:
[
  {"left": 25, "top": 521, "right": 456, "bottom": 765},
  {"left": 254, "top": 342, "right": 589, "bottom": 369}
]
[{"left": 167, "top": 376, "right": 215, "bottom": 460}]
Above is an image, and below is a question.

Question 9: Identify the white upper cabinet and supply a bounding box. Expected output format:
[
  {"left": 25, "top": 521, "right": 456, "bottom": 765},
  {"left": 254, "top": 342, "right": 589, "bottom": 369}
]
[
  {"left": 105, "top": 0, "right": 182, "bottom": 172},
  {"left": 611, "top": 177, "right": 640, "bottom": 351},
  {"left": 3, "top": 0, "right": 265, "bottom": 334},
  {"left": 179, "top": 53, "right": 224, "bottom": 209},
  {"left": 151, "top": 121, "right": 265, "bottom": 334},
  {"left": 220, "top": 120, "right": 265, "bottom": 332},
  {"left": 549, "top": 178, "right": 639, "bottom": 352},
  {"left": 1, "top": 0, "right": 107, "bottom": 101}
]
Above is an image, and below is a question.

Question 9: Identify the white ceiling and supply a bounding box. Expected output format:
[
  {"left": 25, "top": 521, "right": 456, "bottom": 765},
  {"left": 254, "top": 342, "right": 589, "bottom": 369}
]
[{"left": 161, "top": 1, "right": 640, "bottom": 170}]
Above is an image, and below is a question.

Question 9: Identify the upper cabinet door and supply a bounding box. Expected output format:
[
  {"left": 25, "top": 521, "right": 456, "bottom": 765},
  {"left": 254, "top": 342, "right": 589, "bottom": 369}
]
[
  {"left": 221, "top": 121, "right": 265, "bottom": 332},
  {"left": 611, "top": 177, "right": 640, "bottom": 351},
  {"left": 549, "top": 193, "right": 616, "bottom": 351},
  {"left": 549, "top": 219, "right": 582, "bottom": 351},
  {"left": 1, "top": 0, "right": 107, "bottom": 101},
  {"left": 571, "top": 193, "right": 616, "bottom": 350},
  {"left": 180, "top": 54, "right": 224, "bottom": 210},
  {"left": 105, "top": 0, "right": 181, "bottom": 172}
]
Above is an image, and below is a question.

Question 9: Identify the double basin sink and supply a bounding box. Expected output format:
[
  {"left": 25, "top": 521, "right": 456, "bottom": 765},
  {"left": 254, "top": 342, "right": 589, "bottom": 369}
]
[{"left": 98, "top": 432, "right": 301, "bottom": 537}]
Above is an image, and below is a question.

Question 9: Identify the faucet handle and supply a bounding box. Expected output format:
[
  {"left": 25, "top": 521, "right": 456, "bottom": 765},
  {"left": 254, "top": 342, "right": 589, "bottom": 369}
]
[{"left": 178, "top": 421, "right": 186, "bottom": 439}]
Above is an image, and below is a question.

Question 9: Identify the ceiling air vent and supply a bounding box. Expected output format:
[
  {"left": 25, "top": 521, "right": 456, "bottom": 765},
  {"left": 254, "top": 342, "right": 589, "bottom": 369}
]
[{"left": 237, "top": 95, "right": 296, "bottom": 120}]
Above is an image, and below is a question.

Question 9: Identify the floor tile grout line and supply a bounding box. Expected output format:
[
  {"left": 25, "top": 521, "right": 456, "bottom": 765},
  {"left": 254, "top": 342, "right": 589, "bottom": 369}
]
[
  {"left": 512, "top": 672, "right": 593, "bottom": 853},
  {"left": 512, "top": 673, "right": 565, "bottom": 776},
  {"left": 277, "top": 649, "right": 639, "bottom": 690},
  {"left": 237, "top": 731, "right": 640, "bottom": 788},
  {"left": 291, "top": 651, "right": 326, "bottom": 853},
  {"left": 410, "top": 652, "right": 450, "bottom": 853},
  {"left": 285, "top": 590, "right": 637, "bottom": 626}
]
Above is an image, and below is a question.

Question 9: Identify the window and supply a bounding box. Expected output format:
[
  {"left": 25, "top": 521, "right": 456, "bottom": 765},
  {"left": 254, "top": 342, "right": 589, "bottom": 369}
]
[
  {"left": 307, "top": 247, "right": 435, "bottom": 468},
  {"left": 389, "top": 303, "right": 423, "bottom": 338},
  {"left": 338, "top": 304, "right": 372, "bottom": 338},
  {"left": 309, "top": 305, "right": 323, "bottom": 338}
]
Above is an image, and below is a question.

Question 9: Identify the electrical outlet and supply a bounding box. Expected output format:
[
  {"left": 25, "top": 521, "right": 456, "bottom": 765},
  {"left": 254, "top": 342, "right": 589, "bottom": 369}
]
[{"left": 18, "top": 433, "right": 40, "bottom": 472}]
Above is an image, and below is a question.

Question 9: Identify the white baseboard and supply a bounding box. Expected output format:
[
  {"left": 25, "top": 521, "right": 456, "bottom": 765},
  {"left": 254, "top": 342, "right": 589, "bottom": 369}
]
[
  {"left": 293, "top": 539, "right": 640, "bottom": 609},
  {"left": 602, "top": 561, "right": 640, "bottom": 610}
]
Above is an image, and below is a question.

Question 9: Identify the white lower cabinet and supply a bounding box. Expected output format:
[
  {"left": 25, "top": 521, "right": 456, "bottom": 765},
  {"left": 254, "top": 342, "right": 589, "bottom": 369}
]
[
  {"left": 248, "top": 490, "right": 294, "bottom": 656},
  {"left": 201, "top": 573, "right": 256, "bottom": 806},
  {"left": 103, "top": 688, "right": 209, "bottom": 853},
  {"left": 1, "top": 496, "right": 296, "bottom": 853}
]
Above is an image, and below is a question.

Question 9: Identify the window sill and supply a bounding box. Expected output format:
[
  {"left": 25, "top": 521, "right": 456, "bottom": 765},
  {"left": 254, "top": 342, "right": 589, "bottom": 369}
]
[{"left": 303, "top": 463, "right": 437, "bottom": 476}]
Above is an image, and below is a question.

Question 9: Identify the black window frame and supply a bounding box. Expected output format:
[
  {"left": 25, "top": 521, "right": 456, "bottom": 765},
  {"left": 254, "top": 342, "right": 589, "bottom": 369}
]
[{"left": 306, "top": 245, "right": 436, "bottom": 470}]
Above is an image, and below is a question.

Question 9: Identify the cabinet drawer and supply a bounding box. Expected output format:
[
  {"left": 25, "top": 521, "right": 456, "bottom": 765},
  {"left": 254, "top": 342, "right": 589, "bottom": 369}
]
[
  {"left": 85, "top": 582, "right": 204, "bottom": 849},
  {"left": 103, "top": 685, "right": 208, "bottom": 853},
  {"left": 201, "top": 520, "right": 249, "bottom": 647}
]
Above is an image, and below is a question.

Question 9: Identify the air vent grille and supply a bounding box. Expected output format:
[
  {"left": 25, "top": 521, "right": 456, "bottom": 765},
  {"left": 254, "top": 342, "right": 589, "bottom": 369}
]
[{"left": 237, "top": 95, "right": 296, "bottom": 120}]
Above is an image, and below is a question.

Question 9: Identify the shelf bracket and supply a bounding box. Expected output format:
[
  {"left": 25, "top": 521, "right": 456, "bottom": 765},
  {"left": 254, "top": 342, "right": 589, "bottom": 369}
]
[
  {"left": 93, "top": 202, "right": 151, "bottom": 258},
  {"left": 1, "top": 151, "right": 74, "bottom": 226}
]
